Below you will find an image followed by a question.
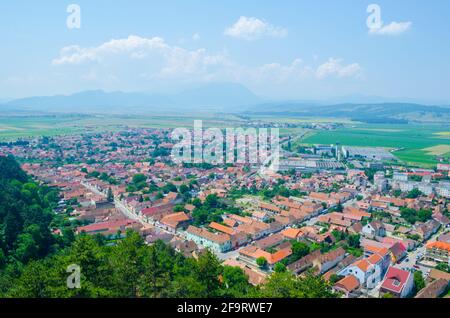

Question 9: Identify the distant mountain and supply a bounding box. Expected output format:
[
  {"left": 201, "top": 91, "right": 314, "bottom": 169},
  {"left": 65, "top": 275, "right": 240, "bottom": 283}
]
[
  {"left": 1, "top": 83, "right": 262, "bottom": 114},
  {"left": 322, "top": 94, "right": 450, "bottom": 106},
  {"left": 2, "top": 86, "right": 450, "bottom": 123},
  {"left": 244, "top": 102, "right": 450, "bottom": 123}
]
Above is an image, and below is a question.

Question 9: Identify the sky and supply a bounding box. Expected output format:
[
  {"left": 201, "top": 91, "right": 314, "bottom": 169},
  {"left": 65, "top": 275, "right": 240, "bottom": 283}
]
[{"left": 1, "top": 0, "right": 450, "bottom": 102}]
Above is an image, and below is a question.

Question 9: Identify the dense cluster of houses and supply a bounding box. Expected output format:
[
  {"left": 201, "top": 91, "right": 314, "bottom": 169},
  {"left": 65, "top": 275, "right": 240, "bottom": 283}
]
[{"left": 1, "top": 128, "right": 449, "bottom": 298}]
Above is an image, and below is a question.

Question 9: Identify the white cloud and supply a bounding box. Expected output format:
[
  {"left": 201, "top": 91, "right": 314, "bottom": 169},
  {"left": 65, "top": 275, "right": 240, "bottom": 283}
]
[
  {"left": 369, "top": 21, "right": 412, "bottom": 36},
  {"left": 52, "top": 36, "right": 168, "bottom": 65},
  {"left": 192, "top": 33, "right": 201, "bottom": 41},
  {"left": 247, "top": 59, "right": 313, "bottom": 83},
  {"left": 51, "top": 35, "right": 362, "bottom": 93},
  {"left": 224, "top": 16, "right": 287, "bottom": 40},
  {"left": 52, "top": 35, "right": 230, "bottom": 82},
  {"left": 316, "top": 58, "right": 362, "bottom": 79}
]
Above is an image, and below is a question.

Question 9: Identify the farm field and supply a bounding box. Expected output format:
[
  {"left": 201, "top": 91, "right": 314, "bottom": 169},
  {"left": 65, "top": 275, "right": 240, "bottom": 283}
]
[
  {"left": 301, "top": 123, "right": 450, "bottom": 167},
  {"left": 0, "top": 114, "right": 247, "bottom": 141}
]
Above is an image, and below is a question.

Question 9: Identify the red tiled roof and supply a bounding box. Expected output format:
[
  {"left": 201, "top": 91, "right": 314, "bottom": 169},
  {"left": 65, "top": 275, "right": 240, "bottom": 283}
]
[
  {"left": 381, "top": 267, "right": 411, "bottom": 294},
  {"left": 335, "top": 275, "right": 360, "bottom": 292}
]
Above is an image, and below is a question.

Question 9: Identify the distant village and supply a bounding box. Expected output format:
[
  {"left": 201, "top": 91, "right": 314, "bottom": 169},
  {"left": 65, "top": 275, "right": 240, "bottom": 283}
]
[{"left": 1, "top": 128, "right": 449, "bottom": 298}]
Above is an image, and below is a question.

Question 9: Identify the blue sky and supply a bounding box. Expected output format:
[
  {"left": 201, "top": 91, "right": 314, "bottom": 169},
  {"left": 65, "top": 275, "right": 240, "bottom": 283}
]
[{"left": 1, "top": 0, "right": 450, "bottom": 102}]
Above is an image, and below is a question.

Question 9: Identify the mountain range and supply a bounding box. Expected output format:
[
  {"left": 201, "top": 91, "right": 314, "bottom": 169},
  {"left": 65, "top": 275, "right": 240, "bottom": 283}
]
[
  {"left": 1, "top": 83, "right": 450, "bottom": 123},
  {"left": 1, "top": 83, "right": 261, "bottom": 114}
]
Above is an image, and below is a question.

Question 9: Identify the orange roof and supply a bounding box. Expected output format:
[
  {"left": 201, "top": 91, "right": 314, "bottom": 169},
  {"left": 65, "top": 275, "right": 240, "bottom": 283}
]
[
  {"left": 239, "top": 246, "right": 292, "bottom": 265},
  {"left": 365, "top": 244, "right": 389, "bottom": 257},
  {"left": 282, "top": 228, "right": 302, "bottom": 239},
  {"left": 335, "top": 275, "right": 360, "bottom": 292},
  {"left": 268, "top": 248, "right": 292, "bottom": 264},
  {"left": 354, "top": 259, "right": 371, "bottom": 272},
  {"left": 427, "top": 241, "right": 450, "bottom": 253},
  {"left": 367, "top": 253, "right": 383, "bottom": 265},
  {"left": 161, "top": 212, "right": 189, "bottom": 223},
  {"left": 209, "top": 222, "right": 235, "bottom": 235}
]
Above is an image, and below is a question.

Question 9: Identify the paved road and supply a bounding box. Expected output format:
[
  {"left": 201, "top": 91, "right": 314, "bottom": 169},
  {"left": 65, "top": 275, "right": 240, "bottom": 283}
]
[{"left": 398, "top": 230, "right": 443, "bottom": 277}]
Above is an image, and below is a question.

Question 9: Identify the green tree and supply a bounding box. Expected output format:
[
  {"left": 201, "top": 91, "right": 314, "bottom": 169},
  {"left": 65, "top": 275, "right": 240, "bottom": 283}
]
[
  {"left": 256, "top": 257, "right": 268, "bottom": 268},
  {"left": 221, "top": 266, "right": 252, "bottom": 297},
  {"left": 132, "top": 174, "right": 147, "bottom": 184},
  {"left": 436, "top": 262, "right": 450, "bottom": 273},
  {"left": 195, "top": 250, "right": 222, "bottom": 297},
  {"left": 291, "top": 241, "right": 310, "bottom": 260},
  {"left": 348, "top": 234, "right": 361, "bottom": 248},
  {"left": 256, "top": 271, "right": 335, "bottom": 298},
  {"left": 413, "top": 271, "right": 425, "bottom": 294},
  {"left": 109, "top": 231, "right": 145, "bottom": 297},
  {"left": 274, "top": 262, "right": 287, "bottom": 273},
  {"left": 406, "top": 188, "right": 422, "bottom": 199},
  {"left": 107, "top": 188, "right": 114, "bottom": 202}
]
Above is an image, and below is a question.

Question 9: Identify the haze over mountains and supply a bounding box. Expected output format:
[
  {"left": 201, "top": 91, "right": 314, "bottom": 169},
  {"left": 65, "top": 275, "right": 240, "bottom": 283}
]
[
  {"left": 1, "top": 82, "right": 450, "bottom": 123},
  {"left": 1, "top": 83, "right": 262, "bottom": 114}
]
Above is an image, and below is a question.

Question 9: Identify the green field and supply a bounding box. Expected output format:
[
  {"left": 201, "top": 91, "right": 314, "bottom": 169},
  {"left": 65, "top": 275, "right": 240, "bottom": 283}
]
[
  {"left": 301, "top": 123, "right": 450, "bottom": 167},
  {"left": 0, "top": 114, "right": 248, "bottom": 141}
]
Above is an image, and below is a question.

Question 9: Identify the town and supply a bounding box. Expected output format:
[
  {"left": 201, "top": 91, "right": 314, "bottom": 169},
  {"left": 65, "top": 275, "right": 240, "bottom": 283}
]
[{"left": 1, "top": 127, "right": 449, "bottom": 298}]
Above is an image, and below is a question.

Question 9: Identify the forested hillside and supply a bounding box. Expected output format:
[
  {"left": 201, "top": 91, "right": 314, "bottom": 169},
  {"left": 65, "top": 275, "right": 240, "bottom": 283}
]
[{"left": 0, "top": 156, "right": 61, "bottom": 265}]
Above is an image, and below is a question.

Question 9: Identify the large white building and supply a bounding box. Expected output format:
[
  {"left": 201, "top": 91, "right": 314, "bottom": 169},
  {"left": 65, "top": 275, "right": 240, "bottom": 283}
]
[{"left": 185, "top": 225, "right": 232, "bottom": 253}]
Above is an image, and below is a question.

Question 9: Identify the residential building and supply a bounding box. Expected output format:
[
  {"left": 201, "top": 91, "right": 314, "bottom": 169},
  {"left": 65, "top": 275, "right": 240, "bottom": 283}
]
[{"left": 379, "top": 267, "right": 414, "bottom": 298}]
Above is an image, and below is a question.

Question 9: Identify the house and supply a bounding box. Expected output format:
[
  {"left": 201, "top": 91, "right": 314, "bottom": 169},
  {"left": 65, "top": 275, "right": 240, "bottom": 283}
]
[
  {"left": 415, "top": 279, "right": 449, "bottom": 298},
  {"left": 425, "top": 241, "right": 450, "bottom": 265},
  {"left": 281, "top": 228, "right": 303, "bottom": 240},
  {"left": 287, "top": 248, "right": 346, "bottom": 275},
  {"left": 140, "top": 203, "right": 175, "bottom": 223},
  {"left": 433, "top": 212, "right": 450, "bottom": 228},
  {"left": 236, "top": 220, "right": 271, "bottom": 240},
  {"left": 416, "top": 220, "right": 441, "bottom": 241},
  {"left": 209, "top": 222, "right": 250, "bottom": 248},
  {"left": 362, "top": 221, "right": 386, "bottom": 239},
  {"left": 316, "top": 247, "right": 346, "bottom": 274},
  {"left": 260, "top": 202, "right": 282, "bottom": 214},
  {"left": 163, "top": 191, "right": 181, "bottom": 204},
  {"left": 170, "top": 238, "right": 202, "bottom": 258},
  {"left": 159, "top": 212, "right": 190, "bottom": 233},
  {"left": 379, "top": 267, "right": 414, "bottom": 298},
  {"left": 76, "top": 219, "right": 141, "bottom": 237},
  {"left": 438, "top": 232, "right": 450, "bottom": 243},
  {"left": 428, "top": 268, "right": 450, "bottom": 282},
  {"left": 333, "top": 275, "right": 360, "bottom": 298},
  {"left": 389, "top": 242, "right": 408, "bottom": 264},
  {"left": 239, "top": 245, "right": 292, "bottom": 269},
  {"left": 185, "top": 226, "right": 232, "bottom": 253},
  {"left": 255, "top": 233, "right": 284, "bottom": 250},
  {"left": 338, "top": 247, "right": 390, "bottom": 289},
  {"left": 318, "top": 213, "right": 352, "bottom": 228},
  {"left": 363, "top": 245, "right": 392, "bottom": 272},
  {"left": 287, "top": 250, "right": 322, "bottom": 274}
]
